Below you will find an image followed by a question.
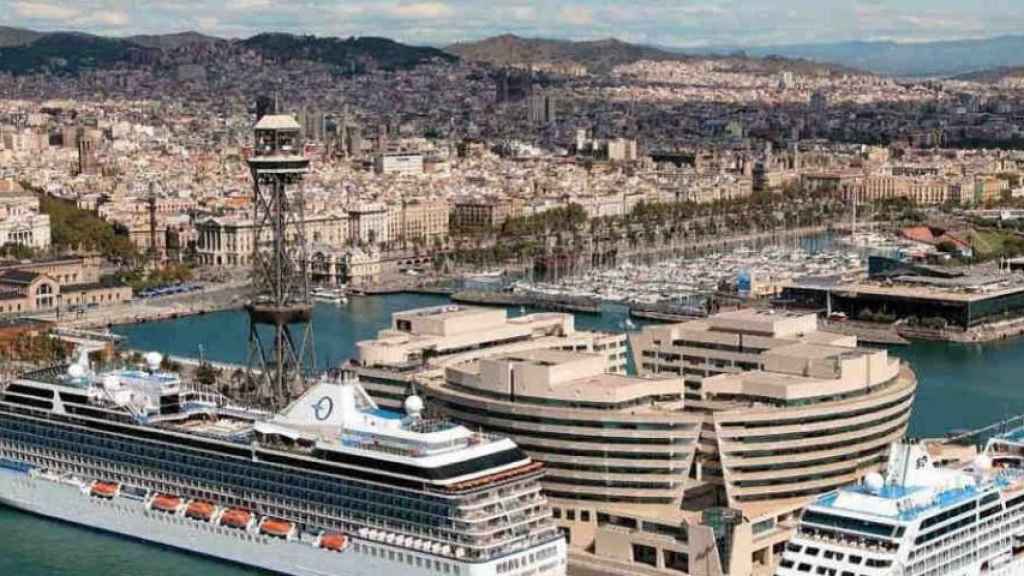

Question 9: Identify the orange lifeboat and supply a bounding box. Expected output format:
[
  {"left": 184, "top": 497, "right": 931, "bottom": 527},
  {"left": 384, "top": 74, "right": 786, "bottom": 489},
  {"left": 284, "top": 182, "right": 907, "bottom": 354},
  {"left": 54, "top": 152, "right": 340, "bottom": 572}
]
[
  {"left": 151, "top": 494, "right": 182, "bottom": 513},
  {"left": 220, "top": 508, "right": 252, "bottom": 529},
  {"left": 260, "top": 518, "right": 295, "bottom": 538},
  {"left": 185, "top": 500, "right": 215, "bottom": 521},
  {"left": 320, "top": 532, "right": 348, "bottom": 552},
  {"left": 90, "top": 481, "right": 119, "bottom": 499}
]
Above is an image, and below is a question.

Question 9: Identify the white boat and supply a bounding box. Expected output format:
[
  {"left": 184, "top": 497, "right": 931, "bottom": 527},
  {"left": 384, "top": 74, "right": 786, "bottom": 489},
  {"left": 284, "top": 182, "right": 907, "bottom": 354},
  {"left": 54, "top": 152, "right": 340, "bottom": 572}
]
[{"left": 312, "top": 287, "right": 348, "bottom": 304}]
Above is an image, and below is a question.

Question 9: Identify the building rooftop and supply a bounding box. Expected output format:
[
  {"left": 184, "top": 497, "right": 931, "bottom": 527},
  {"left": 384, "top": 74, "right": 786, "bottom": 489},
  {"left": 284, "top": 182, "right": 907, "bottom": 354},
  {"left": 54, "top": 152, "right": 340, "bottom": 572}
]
[
  {"left": 701, "top": 343, "right": 900, "bottom": 403},
  {"left": 447, "top": 348, "right": 685, "bottom": 406},
  {"left": 253, "top": 114, "right": 301, "bottom": 131}
]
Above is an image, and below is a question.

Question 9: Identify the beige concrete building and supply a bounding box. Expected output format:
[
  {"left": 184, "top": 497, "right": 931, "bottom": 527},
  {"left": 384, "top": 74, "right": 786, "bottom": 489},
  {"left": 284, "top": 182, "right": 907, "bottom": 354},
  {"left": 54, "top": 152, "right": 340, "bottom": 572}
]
[
  {"left": 854, "top": 176, "right": 949, "bottom": 205},
  {"left": 398, "top": 198, "right": 449, "bottom": 246},
  {"left": 417, "top": 310, "right": 916, "bottom": 576},
  {"left": 630, "top": 309, "right": 850, "bottom": 400},
  {"left": 451, "top": 196, "right": 521, "bottom": 231},
  {"left": 350, "top": 305, "right": 627, "bottom": 410}
]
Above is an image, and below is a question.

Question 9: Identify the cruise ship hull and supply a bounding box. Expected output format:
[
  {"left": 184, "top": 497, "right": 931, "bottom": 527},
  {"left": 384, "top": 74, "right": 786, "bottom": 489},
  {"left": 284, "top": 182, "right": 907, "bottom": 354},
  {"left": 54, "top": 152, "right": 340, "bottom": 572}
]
[{"left": 0, "top": 467, "right": 566, "bottom": 576}]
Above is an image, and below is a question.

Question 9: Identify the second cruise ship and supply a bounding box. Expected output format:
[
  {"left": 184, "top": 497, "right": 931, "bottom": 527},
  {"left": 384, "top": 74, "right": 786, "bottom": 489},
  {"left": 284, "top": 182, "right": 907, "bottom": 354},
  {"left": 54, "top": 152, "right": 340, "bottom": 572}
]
[{"left": 777, "top": 438, "right": 1024, "bottom": 576}]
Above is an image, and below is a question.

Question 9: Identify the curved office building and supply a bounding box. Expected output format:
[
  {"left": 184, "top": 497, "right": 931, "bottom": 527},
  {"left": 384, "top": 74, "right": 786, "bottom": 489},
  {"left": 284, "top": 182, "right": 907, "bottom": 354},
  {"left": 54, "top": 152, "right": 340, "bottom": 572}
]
[
  {"left": 427, "top": 350, "right": 702, "bottom": 510},
  {"left": 703, "top": 343, "right": 917, "bottom": 506},
  {"left": 423, "top": 310, "right": 918, "bottom": 576}
]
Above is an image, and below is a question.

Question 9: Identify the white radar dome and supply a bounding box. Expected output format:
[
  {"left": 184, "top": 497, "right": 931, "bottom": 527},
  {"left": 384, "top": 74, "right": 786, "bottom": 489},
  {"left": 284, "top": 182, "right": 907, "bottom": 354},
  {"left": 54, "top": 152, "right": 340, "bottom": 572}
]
[
  {"left": 67, "top": 363, "right": 86, "bottom": 379},
  {"left": 974, "top": 454, "right": 993, "bottom": 471},
  {"left": 404, "top": 395, "right": 425, "bottom": 418},
  {"left": 144, "top": 352, "right": 163, "bottom": 372},
  {"left": 864, "top": 472, "right": 885, "bottom": 494}
]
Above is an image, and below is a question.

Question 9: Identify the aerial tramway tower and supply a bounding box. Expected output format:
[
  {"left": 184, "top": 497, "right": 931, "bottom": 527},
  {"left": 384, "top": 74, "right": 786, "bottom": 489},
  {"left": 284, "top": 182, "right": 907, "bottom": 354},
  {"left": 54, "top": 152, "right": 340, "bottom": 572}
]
[{"left": 245, "top": 113, "right": 314, "bottom": 408}]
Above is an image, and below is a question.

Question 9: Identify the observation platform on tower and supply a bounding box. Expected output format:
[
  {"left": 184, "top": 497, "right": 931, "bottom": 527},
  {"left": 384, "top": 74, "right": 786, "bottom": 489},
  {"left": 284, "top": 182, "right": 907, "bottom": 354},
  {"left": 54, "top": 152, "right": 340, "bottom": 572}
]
[{"left": 249, "top": 114, "right": 310, "bottom": 174}]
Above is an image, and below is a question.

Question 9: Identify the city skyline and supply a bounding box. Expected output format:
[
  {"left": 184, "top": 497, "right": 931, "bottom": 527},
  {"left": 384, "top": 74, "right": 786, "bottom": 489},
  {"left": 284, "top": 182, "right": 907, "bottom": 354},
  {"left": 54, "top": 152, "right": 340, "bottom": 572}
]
[{"left": 4, "top": 0, "right": 1024, "bottom": 48}]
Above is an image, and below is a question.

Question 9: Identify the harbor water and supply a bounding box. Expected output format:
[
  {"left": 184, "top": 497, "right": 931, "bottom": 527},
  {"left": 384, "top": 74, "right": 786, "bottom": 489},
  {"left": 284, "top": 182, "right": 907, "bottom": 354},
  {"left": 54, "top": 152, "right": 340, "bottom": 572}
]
[
  {"left": 7, "top": 289, "right": 1024, "bottom": 574},
  {"left": 108, "top": 293, "right": 1024, "bottom": 439}
]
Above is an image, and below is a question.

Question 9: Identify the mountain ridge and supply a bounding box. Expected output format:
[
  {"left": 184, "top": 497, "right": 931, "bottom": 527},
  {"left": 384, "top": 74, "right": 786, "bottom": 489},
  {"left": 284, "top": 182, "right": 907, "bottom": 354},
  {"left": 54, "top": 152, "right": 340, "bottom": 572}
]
[
  {"left": 446, "top": 34, "right": 862, "bottom": 76},
  {"left": 0, "top": 27, "right": 454, "bottom": 75}
]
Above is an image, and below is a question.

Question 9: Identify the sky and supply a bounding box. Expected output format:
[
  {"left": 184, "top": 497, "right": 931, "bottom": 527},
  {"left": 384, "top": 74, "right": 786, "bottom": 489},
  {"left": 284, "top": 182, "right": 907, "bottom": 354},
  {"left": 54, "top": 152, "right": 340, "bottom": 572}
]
[{"left": 2, "top": 0, "right": 1024, "bottom": 48}]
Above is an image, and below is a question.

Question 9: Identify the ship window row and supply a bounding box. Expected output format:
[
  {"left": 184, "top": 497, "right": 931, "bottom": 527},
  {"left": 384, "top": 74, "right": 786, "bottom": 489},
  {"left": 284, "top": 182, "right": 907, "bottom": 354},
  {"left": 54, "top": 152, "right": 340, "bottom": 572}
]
[
  {"left": 0, "top": 420, "right": 557, "bottom": 556},
  {"left": 435, "top": 399, "right": 698, "bottom": 431},
  {"left": 0, "top": 430, "right": 452, "bottom": 524},
  {"left": 919, "top": 500, "right": 977, "bottom": 531},
  {"left": 0, "top": 408, "right": 556, "bottom": 556},
  {"left": 801, "top": 510, "right": 897, "bottom": 538},
  {"left": 353, "top": 542, "right": 461, "bottom": 574},
  {"left": 0, "top": 419, "right": 474, "bottom": 535},
  {"left": 1007, "top": 493, "right": 1024, "bottom": 509},
  {"left": 1, "top": 394, "right": 53, "bottom": 411},
  {"left": 719, "top": 389, "right": 913, "bottom": 429},
  {"left": 5, "top": 384, "right": 55, "bottom": 399},
  {"left": 915, "top": 515, "right": 976, "bottom": 546},
  {"left": 725, "top": 420, "right": 906, "bottom": 459},
  {"left": 516, "top": 443, "right": 691, "bottom": 461},
  {"left": 734, "top": 407, "right": 911, "bottom": 444},
  {"left": 797, "top": 524, "right": 898, "bottom": 553},
  {"left": 0, "top": 437, "right": 504, "bottom": 551}
]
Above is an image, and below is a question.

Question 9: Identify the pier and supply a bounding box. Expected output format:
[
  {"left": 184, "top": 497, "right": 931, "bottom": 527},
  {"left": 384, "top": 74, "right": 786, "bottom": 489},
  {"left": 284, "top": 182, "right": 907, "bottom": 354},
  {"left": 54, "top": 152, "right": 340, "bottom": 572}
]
[{"left": 450, "top": 290, "right": 602, "bottom": 314}]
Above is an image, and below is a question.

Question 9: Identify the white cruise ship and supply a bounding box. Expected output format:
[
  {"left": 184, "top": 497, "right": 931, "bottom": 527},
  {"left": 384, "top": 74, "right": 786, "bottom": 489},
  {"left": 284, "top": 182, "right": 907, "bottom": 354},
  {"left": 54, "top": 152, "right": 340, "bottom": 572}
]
[
  {"left": 777, "top": 440, "right": 1024, "bottom": 576},
  {"left": 0, "top": 351, "right": 565, "bottom": 576}
]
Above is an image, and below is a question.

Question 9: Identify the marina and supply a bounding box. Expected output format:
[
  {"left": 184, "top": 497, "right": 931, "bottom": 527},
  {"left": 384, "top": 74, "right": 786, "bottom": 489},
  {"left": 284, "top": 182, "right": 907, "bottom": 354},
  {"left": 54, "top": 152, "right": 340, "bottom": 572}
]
[{"left": 512, "top": 241, "right": 865, "bottom": 307}]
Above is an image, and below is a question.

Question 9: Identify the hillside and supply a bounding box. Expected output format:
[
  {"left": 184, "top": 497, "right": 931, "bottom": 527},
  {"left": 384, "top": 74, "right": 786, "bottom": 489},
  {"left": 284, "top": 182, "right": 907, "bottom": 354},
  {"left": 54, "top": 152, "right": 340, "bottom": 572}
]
[
  {"left": 447, "top": 34, "right": 858, "bottom": 76},
  {"left": 686, "top": 35, "right": 1024, "bottom": 77},
  {"left": 0, "top": 26, "right": 44, "bottom": 48},
  {"left": 241, "top": 33, "right": 456, "bottom": 71},
  {"left": 126, "top": 31, "right": 224, "bottom": 50},
  {"left": 447, "top": 34, "right": 684, "bottom": 72},
  {"left": 0, "top": 28, "right": 456, "bottom": 75},
  {"left": 0, "top": 32, "right": 155, "bottom": 75}
]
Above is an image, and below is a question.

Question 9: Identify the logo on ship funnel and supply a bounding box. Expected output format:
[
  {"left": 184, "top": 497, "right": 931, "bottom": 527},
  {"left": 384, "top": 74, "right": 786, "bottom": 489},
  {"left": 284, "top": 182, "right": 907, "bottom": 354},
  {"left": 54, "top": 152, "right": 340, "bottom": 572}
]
[{"left": 313, "top": 396, "right": 334, "bottom": 421}]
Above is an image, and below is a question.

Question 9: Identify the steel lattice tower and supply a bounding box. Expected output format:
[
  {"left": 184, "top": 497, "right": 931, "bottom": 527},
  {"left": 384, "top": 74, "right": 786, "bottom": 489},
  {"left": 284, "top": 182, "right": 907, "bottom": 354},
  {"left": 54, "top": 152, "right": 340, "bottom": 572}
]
[{"left": 245, "top": 114, "right": 314, "bottom": 409}]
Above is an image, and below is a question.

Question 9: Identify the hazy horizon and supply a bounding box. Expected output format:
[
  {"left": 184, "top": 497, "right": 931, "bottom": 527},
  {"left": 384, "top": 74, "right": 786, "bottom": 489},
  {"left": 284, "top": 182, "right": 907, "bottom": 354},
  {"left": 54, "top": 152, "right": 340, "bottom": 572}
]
[{"left": 3, "top": 0, "right": 1024, "bottom": 49}]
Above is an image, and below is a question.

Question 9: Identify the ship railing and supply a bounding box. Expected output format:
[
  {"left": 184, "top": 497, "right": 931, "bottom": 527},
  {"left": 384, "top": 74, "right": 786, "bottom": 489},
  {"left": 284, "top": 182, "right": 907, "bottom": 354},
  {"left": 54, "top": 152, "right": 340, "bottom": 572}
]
[
  {"left": 458, "top": 493, "right": 545, "bottom": 521},
  {"left": 454, "top": 481, "right": 544, "bottom": 509},
  {"left": 456, "top": 509, "right": 551, "bottom": 537}
]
